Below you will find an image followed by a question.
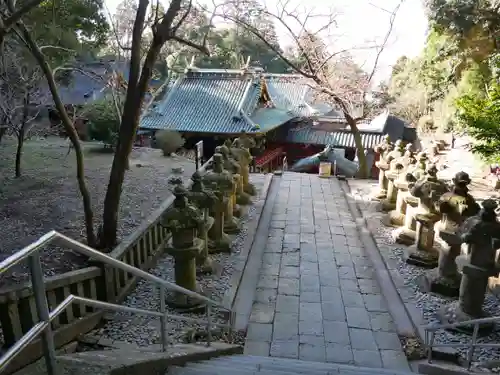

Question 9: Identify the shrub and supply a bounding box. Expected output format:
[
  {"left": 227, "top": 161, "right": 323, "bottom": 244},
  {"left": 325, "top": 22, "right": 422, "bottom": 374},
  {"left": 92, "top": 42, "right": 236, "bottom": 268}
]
[
  {"left": 155, "top": 130, "right": 185, "bottom": 156},
  {"left": 84, "top": 98, "right": 120, "bottom": 148}
]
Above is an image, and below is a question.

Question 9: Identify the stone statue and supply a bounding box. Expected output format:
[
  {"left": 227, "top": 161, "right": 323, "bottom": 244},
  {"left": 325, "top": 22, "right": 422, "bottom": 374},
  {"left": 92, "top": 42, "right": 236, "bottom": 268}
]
[
  {"left": 438, "top": 199, "right": 500, "bottom": 333},
  {"left": 162, "top": 185, "right": 205, "bottom": 310},
  {"left": 419, "top": 172, "right": 480, "bottom": 296},
  {"left": 392, "top": 152, "right": 429, "bottom": 245},
  {"left": 233, "top": 137, "right": 256, "bottom": 196},
  {"left": 373, "top": 136, "right": 393, "bottom": 200},
  {"left": 387, "top": 145, "right": 417, "bottom": 226},
  {"left": 405, "top": 164, "right": 449, "bottom": 268},
  {"left": 381, "top": 141, "right": 408, "bottom": 212},
  {"left": 203, "top": 153, "right": 240, "bottom": 234},
  {"left": 218, "top": 144, "right": 252, "bottom": 209},
  {"left": 187, "top": 171, "right": 218, "bottom": 274}
]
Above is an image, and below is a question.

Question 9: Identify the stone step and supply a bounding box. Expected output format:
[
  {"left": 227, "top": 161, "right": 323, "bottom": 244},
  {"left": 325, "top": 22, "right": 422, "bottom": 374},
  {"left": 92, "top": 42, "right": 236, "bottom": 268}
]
[
  {"left": 165, "top": 355, "right": 414, "bottom": 375},
  {"left": 208, "top": 355, "right": 412, "bottom": 374}
]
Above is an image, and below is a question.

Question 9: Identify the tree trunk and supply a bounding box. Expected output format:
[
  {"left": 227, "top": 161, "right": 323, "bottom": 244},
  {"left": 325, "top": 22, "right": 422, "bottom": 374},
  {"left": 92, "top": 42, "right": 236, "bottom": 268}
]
[
  {"left": 348, "top": 120, "right": 369, "bottom": 179},
  {"left": 18, "top": 23, "right": 97, "bottom": 247},
  {"left": 15, "top": 133, "right": 24, "bottom": 178},
  {"left": 99, "top": 41, "right": 162, "bottom": 249}
]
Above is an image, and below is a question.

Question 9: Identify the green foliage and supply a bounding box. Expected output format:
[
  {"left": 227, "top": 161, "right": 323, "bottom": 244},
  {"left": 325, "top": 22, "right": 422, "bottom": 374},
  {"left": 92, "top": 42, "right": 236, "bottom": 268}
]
[
  {"left": 455, "top": 78, "right": 500, "bottom": 162},
  {"left": 155, "top": 130, "right": 185, "bottom": 156},
  {"left": 21, "top": 0, "right": 109, "bottom": 64},
  {"left": 84, "top": 98, "right": 120, "bottom": 147}
]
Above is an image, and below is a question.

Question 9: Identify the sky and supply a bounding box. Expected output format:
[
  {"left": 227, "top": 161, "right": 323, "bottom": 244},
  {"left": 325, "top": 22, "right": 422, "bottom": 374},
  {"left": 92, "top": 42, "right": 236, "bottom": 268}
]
[{"left": 104, "top": 0, "right": 429, "bottom": 82}]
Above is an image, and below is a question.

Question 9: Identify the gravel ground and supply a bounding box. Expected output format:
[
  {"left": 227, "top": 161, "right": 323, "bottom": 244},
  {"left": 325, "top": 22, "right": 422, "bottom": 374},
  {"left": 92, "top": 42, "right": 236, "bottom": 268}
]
[
  {"left": 91, "top": 175, "right": 267, "bottom": 347},
  {"left": 0, "top": 137, "right": 196, "bottom": 286},
  {"left": 347, "top": 176, "right": 500, "bottom": 365}
]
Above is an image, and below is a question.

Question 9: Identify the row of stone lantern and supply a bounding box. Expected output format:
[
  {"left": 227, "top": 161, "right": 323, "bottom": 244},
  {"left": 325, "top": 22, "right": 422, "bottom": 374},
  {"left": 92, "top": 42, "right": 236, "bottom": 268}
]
[
  {"left": 373, "top": 137, "right": 500, "bottom": 334},
  {"left": 161, "top": 138, "right": 257, "bottom": 312}
]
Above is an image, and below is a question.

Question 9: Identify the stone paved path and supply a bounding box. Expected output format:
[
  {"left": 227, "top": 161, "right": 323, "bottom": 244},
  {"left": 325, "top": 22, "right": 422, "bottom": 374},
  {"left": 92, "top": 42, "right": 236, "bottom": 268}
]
[{"left": 243, "top": 173, "right": 410, "bottom": 371}]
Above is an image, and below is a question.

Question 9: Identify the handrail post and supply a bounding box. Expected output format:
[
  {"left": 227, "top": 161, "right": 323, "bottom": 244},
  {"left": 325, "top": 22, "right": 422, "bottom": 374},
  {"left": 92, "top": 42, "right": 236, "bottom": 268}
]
[
  {"left": 467, "top": 323, "right": 479, "bottom": 370},
  {"left": 159, "top": 286, "right": 168, "bottom": 352},
  {"left": 29, "top": 252, "right": 58, "bottom": 375},
  {"left": 206, "top": 305, "right": 212, "bottom": 347}
]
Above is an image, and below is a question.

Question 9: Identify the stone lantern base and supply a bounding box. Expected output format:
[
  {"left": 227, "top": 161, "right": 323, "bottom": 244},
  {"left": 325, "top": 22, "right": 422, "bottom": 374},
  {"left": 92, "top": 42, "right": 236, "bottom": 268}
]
[
  {"left": 416, "top": 269, "right": 461, "bottom": 297},
  {"left": 233, "top": 204, "right": 243, "bottom": 218},
  {"left": 392, "top": 226, "right": 416, "bottom": 245},
  {"left": 244, "top": 183, "right": 257, "bottom": 196},
  {"left": 237, "top": 191, "right": 252, "bottom": 206},
  {"left": 166, "top": 239, "right": 206, "bottom": 313},
  {"left": 437, "top": 301, "right": 494, "bottom": 335},
  {"left": 208, "top": 233, "right": 231, "bottom": 253},
  {"left": 405, "top": 248, "right": 438, "bottom": 268},
  {"left": 224, "top": 215, "right": 241, "bottom": 234}
]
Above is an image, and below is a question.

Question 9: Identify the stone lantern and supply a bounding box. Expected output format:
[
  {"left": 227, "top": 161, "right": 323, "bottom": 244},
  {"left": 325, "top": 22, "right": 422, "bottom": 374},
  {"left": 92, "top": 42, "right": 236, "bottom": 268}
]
[
  {"left": 162, "top": 185, "right": 205, "bottom": 311},
  {"left": 405, "top": 164, "right": 449, "bottom": 268},
  {"left": 438, "top": 199, "right": 500, "bottom": 333}
]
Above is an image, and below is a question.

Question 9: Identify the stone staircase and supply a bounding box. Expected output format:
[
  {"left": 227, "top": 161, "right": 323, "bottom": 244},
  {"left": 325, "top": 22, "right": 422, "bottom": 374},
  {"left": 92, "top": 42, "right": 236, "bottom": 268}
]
[{"left": 165, "top": 355, "right": 415, "bottom": 375}]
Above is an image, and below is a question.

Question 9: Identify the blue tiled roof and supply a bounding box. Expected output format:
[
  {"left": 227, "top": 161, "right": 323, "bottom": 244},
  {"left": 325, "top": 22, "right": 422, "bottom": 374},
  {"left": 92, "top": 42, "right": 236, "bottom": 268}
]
[
  {"left": 283, "top": 127, "right": 385, "bottom": 149},
  {"left": 140, "top": 71, "right": 261, "bottom": 134},
  {"left": 139, "top": 69, "right": 333, "bottom": 134},
  {"left": 264, "top": 74, "right": 330, "bottom": 117}
]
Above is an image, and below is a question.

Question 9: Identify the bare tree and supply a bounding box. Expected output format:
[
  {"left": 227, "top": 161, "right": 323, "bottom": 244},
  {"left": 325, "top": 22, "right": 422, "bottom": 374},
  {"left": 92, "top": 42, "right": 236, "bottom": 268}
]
[
  {"left": 221, "top": 0, "right": 404, "bottom": 177},
  {"left": 0, "top": 40, "right": 48, "bottom": 177}
]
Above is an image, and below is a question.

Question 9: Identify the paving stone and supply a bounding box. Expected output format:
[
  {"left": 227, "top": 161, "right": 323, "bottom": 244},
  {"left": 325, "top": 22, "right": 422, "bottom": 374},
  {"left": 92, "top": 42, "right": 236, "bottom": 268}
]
[
  {"left": 276, "top": 294, "right": 299, "bottom": 314},
  {"left": 299, "top": 335, "right": 325, "bottom": 345},
  {"left": 358, "top": 278, "right": 381, "bottom": 294},
  {"left": 258, "top": 275, "right": 279, "bottom": 289},
  {"left": 280, "top": 265, "right": 300, "bottom": 279},
  {"left": 299, "top": 302, "right": 323, "bottom": 321},
  {"left": 244, "top": 340, "right": 270, "bottom": 356},
  {"left": 300, "top": 255, "right": 319, "bottom": 276},
  {"left": 373, "top": 331, "right": 403, "bottom": 350},
  {"left": 282, "top": 253, "right": 300, "bottom": 266},
  {"left": 321, "top": 301, "right": 346, "bottom": 322},
  {"left": 299, "top": 343, "right": 326, "bottom": 362},
  {"left": 300, "top": 274, "right": 321, "bottom": 292},
  {"left": 319, "top": 272, "right": 340, "bottom": 287},
  {"left": 249, "top": 303, "right": 276, "bottom": 324},
  {"left": 273, "top": 313, "right": 298, "bottom": 340},
  {"left": 262, "top": 253, "right": 281, "bottom": 265},
  {"left": 334, "top": 254, "right": 353, "bottom": 267},
  {"left": 299, "top": 291, "right": 321, "bottom": 303},
  {"left": 352, "top": 349, "right": 383, "bottom": 368},
  {"left": 380, "top": 349, "right": 410, "bottom": 370},
  {"left": 345, "top": 306, "right": 371, "bottom": 329},
  {"left": 341, "top": 290, "right": 365, "bottom": 308},
  {"left": 246, "top": 323, "right": 273, "bottom": 342},
  {"left": 285, "top": 225, "right": 301, "bottom": 234},
  {"left": 325, "top": 343, "right": 354, "bottom": 364},
  {"left": 363, "top": 294, "right": 389, "bottom": 312},
  {"left": 278, "top": 277, "right": 300, "bottom": 296},
  {"left": 320, "top": 286, "right": 342, "bottom": 302},
  {"left": 254, "top": 288, "right": 277, "bottom": 304},
  {"left": 349, "top": 328, "right": 378, "bottom": 350},
  {"left": 270, "top": 221, "right": 286, "bottom": 229},
  {"left": 339, "top": 278, "right": 359, "bottom": 292},
  {"left": 260, "top": 263, "right": 280, "bottom": 276},
  {"left": 270, "top": 339, "right": 299, "bottom": 359},
  {"left": 299, "top": 320, "right": 324, "bottom": 335},
  {"left": 370, "top": 312, "right": 397, "bottom": 332},
  {"left": 338, "top": 266, "right": 356, "bottom": 280},
  {"left": 324, "top": 321, "right": 350, "bottom": 345}
]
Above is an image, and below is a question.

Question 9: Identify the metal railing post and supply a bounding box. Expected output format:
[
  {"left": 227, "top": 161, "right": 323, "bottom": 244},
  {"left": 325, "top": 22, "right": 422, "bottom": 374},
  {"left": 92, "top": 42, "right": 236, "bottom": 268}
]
[
  {"left": 159, "top": 286, "right": 168, "bottom": 352},
  {"left": 28, "top": 252, "right": 58, "bottom": 375},
  {"left": 206, "top": 305, "right": 212, "bottom": 347},
  {"left": 467, "top": 323, "right": 479, "bottom": 370}
]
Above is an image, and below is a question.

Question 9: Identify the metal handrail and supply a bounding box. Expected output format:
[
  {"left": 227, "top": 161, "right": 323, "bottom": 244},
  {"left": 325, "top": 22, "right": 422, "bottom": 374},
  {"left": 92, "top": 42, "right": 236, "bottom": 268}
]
[
  {"left": 424, "top": 315, "right": 500, "bottom": 370},
  {"left": 0, "top": 230, "right": 234, "bottom": 375}
]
